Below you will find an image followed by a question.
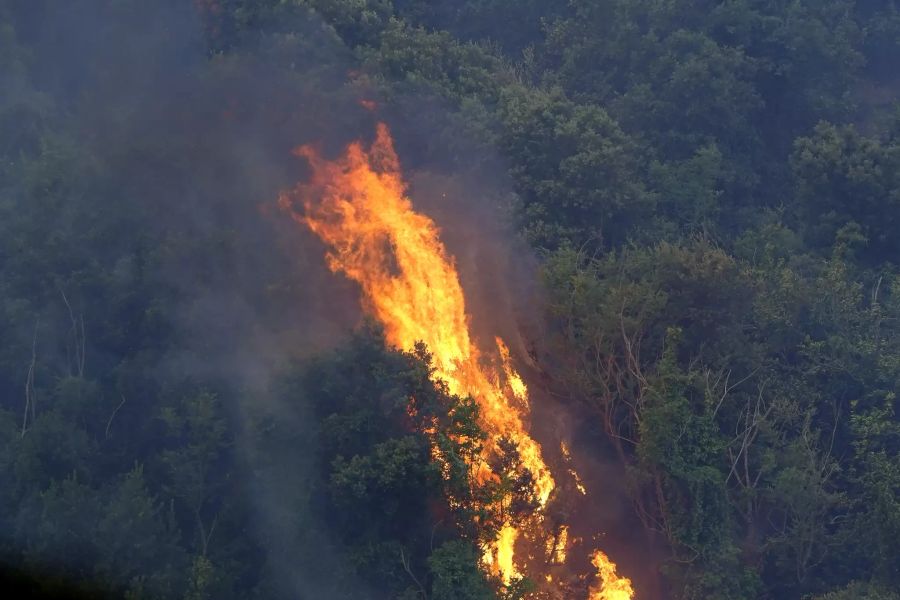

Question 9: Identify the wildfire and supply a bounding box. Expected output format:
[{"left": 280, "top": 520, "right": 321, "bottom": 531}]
[
  {"left": 561, "top": 441, "right": 588, "bottom": 495},
  {"left": 589, "top": 551, "right": 635, "bottom": 600},
  {"left": 548, "top": 525, "right": 569, "bottom": 564},
  {"left": 279, "top": 122, "right": 633, "bottom": 598}
]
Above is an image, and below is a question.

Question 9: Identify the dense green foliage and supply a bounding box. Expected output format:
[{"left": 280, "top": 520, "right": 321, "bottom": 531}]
[{"left": 2, "top": 0, "right": 900, "bottom": 598}]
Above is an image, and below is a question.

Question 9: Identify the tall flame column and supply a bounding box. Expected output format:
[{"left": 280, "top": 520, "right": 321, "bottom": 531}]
[{"left": 278, "top": 123, "right": 633, "bottom": 598}]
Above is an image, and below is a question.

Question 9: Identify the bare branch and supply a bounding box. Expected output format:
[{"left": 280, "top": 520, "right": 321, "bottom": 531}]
[
  {"left": 22, "top": 320, "right": 38, "bottom": 438},
  {"left": 400, "top": 548, "right": 428, "bottom": 599},
  {"left": 59, "top": 286, "right": 86, "bottom": 377},
  {"left": 196, "top": 509, "right": 219, "bottom": 557},
  {"left": 105, "top": 395, "right": 127, "bottom": 439}
]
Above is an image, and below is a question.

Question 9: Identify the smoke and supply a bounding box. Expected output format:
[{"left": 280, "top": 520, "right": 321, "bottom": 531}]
[
  {"left": 2, "top": 1, "right": 656, "bottom": 597},
  {"left": 3, "top": 1, "right": 555, "bottom": 596},
  {"left": 368, "top": 102, "right": 663, "bottom": 597},
  {"left": 1, "top": 1, "right": 379, "bottom": 597},
  {"left": 369, "top": 95, "right": 547, "bottom": 367}
]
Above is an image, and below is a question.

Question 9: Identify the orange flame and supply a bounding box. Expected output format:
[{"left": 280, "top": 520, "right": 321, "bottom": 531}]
[
  {"left": 589, "top": 551, "right": 635, "bottom": 600},
  {"left": 279, "top": 123, "right": 633, "bottom": 598},
  {"left": 561, "top": 441, "right": 588, "bottom": 495},
  {"left": 548, "top": 525, "right": 569, "bottom": 564}
]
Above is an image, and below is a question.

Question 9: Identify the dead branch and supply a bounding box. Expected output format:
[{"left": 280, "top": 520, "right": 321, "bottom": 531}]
[
  {"left": 59, "top": 287, "right": 85, "bottom": 377},
  {"left": 196, "top": 509, "right": 219, "bottom": 557},
  {"left": 400, "top": 548, "right": 428, "bottom": 599},
  {"left": 710, "top": 367, "right": 759, "bottom": 419},
  {"left": 22, "top": 320, "right": 38, "bottom": 438},
  {"left": 726, "top": 380, "right": 773, "bottom": 487},
  {"left": 105, "top": 394, "right": 127, "bottom": 438}
]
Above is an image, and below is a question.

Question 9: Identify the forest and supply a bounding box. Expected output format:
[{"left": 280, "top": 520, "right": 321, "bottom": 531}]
[{"left": 1, "top": 1, "right": 899, "bottom": 599}]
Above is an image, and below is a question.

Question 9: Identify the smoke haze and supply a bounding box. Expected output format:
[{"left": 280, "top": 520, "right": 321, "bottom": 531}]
[{"left": 0, "top": 2, "right": 581, "bottom": 597}]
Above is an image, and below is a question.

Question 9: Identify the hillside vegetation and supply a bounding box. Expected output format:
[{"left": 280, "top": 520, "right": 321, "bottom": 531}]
[{"left": 1, "top": 1, "right": 899, "bottom": 598}]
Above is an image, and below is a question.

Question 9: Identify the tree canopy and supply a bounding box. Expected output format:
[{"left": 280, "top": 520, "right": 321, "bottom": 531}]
[{"left": 2, "top": 0, "right": 900, "bottom": 598}]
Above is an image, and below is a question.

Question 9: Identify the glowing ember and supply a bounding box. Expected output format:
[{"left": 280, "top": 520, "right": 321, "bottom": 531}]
[
  {"left": 279, "top": 123, "right": 633, "bottom": 598},
  {"left": 561, "top": 441, "right": 588, "bottom": 495}
]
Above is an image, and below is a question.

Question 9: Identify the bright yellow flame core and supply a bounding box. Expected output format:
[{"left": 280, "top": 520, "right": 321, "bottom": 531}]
[
  {"left": 589, "top": 551, "right": 635, "bottom": 600},
  {"left": 280, "top": 123, "right": 633, "bottom": 598},
  {"left": 550, "top": 525, "right": 569, "bottom": 564}
]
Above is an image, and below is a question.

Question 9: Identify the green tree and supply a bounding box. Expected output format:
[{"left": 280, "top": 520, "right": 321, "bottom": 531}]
[
  {"left": 791, "top": 122, "right": 900, "bottom": 261},
  {"left": 497, "top": 87, "right": 651, "bottom": 248},
  {"left": 428, "top": 540, "right": 493, "bottom": 600}
]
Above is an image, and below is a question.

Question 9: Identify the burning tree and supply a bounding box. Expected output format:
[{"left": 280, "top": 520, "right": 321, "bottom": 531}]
[{"left": 279, "top": 123, "right": 633, "bottom": 598}]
